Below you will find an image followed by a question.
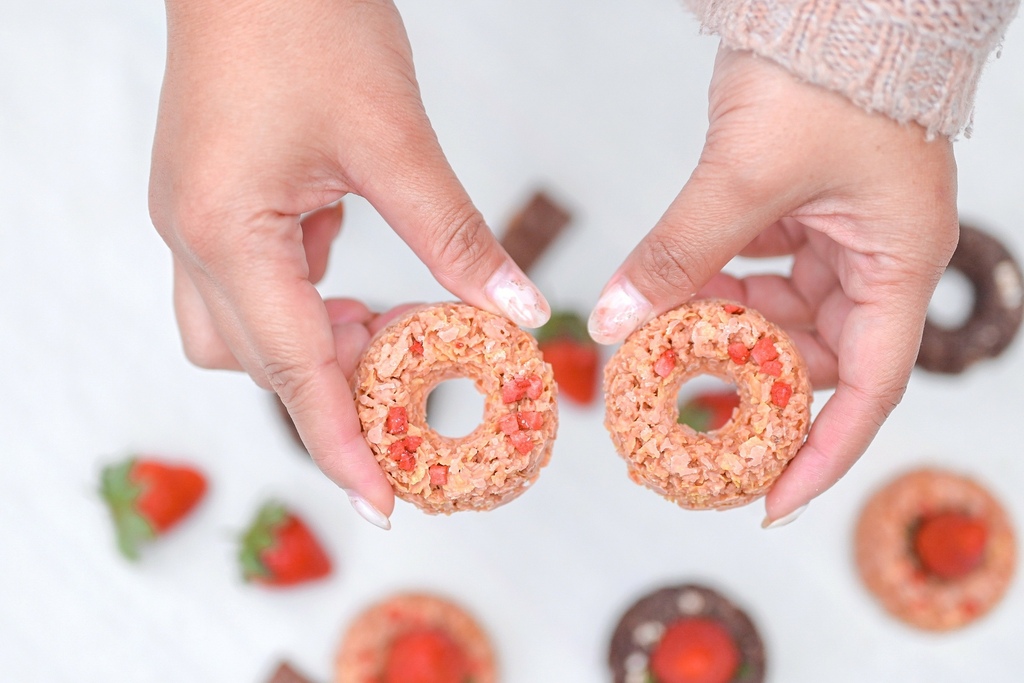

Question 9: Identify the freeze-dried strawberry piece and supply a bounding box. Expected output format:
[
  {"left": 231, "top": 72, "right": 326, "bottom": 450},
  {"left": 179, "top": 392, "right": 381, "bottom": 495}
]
[
  {"left": 760, "top": 360, "right": 782, "bottom": 377},
  {"left": 770, "top": 382, "right": 792, "bottom": 407},
  {"left": 404, "top": 436, "right": 423, "bottom": 451},
  {"left": 516, "top": 411, "right": 544, "bottom": 430},
  {"left": 410, "top": 340, "right": 424, "bottom": 356},
  {"left": 498, "top": 413, "right": 520, "bottom": 435},
  {"left": 723, "top": 304, "right": 745, "bottom": 314},
  {"left": 389, "top": 441, "right": 408, "bottom": 461},
  {"left": 525, "top": 374, "right": 543, "bottom": 400},
  {"left": 750, "top": 337, "right": 779, "bottom": 365},
  {"left": 654, "top": 350, "right": 677, "bottom": 378},
  {"left": 507, "top": 431, "right": 535, "bottom": 455},
  {"left": 428, "top": 465, "right": 449, "bottom": 487},
  {"left": 727, "top": 342, "right": 749, "bottom": 364},
  {"left": 386, "top": 407, "right": 408, "bottom": 435},
  {"left": 501, "top": 374, "right": 544, "bottom": 403},
  {"left": 396, "top": 452, "right": 417, "bottom": 472},
  {"left": 501, "top": 378, "right": 528, "bottom": 403}
]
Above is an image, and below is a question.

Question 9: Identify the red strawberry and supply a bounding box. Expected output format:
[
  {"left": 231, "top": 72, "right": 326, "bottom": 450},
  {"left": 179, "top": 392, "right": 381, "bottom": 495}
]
[
  {"left": 238, "top": 502, "right": 332, "bottom": 587},
  {"left": 382, "top": 628, "right": 471, "bottom": 683},
  {"left": 535, "top": 311, "right": 600, "bottom": 406},
  {"left": 649, "top": 618, "right": 741, "bottom": 683},
  {"left": 100, "top": 455, "right": 207, "bottom": 560},
  {"left": 677, "top": 391, "right": 740, "bottom": 432},
  {"left": 913, "top": 512, "right": 988, "bottom": 580}
]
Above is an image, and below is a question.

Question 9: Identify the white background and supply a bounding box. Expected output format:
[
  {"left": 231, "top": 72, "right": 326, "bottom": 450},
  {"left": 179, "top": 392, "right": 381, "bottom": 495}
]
[{"left": 2, "top": 1, "right": 1023, "bottom": 681}]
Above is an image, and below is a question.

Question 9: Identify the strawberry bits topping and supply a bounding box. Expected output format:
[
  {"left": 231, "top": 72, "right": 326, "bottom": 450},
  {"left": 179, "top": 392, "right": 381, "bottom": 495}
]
[
  {"left": 386, "top": 406, "right": 408, "bottom": 435},
  {"left": 604, "top": 300, "right": 812, "bottom": 510}
]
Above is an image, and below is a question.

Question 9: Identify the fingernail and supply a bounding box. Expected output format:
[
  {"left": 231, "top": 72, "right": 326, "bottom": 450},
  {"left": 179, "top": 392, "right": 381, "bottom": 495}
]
[
  {"left": 588, "top": 279, "right": 652, "bottom": 344},
  {"left": 346, "top": 492, "right": 391, "bottom": 531},
  {"left": 761, "top": 504, "right": 808, "bottom": 530},
  {"left": 484, "top": 261, "right": 550, "bottom": 328}
]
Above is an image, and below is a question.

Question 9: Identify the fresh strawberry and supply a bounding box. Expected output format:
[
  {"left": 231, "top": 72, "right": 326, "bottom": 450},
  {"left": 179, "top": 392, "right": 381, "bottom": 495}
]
[
  {"left": 677, "top": 391, "right": 740, "bottom": 432},
  {"left": 238, "top": 502, "right": 332, "bottom": 587},
  {"left": 534, "top": 311, "right": 600, "bottom": 406},
  {"left": 382, "top": 628, "right": 471, "bottom": 683},
  {"left": 913, "top": 512, "right": 988, "bottom": 580},
  {"left": 100, "top": 455, "right": 207, "bottom": 560},
  {"left": 649, "top": 618, "right": 741, "bottom": 683}
]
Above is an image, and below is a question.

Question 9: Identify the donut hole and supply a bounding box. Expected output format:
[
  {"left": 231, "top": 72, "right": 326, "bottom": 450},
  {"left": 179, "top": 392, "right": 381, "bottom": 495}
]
[
  {"left": 927, "top": 267, "right": 975, "bottom": 329},
  {"left": 675, "top": 375, "right": 740, "bottom": 433},
  {"left": 425, "top": 377, "right": 486, "bottom": 438}
]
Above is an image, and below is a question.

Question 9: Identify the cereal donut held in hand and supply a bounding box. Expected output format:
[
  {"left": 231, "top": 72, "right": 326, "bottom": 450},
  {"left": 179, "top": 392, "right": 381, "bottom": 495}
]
[
  {"left": 354, "top": 303, "right": 557, "bottom": 514},
  {"left": 603, "top": 300, "right": 812, "bottom": 510}
]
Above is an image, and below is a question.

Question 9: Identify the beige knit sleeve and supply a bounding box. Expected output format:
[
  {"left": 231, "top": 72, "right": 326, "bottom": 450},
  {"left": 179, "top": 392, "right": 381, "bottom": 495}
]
[{"left": 686, "top": 0, "right": 1021, "bottom": 138}]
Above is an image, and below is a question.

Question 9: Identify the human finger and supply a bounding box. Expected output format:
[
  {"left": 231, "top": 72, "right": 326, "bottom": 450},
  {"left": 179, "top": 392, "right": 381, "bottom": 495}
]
[
  {"left": 354, "top": 117, "right": 550, "bottom": 330},
  {"left": 172, "top": 257, "right": 243, "bottom": 371},
  {"left": 587, "top": 165, "right": 793, "bottom": 345},
  {"left": 697, "top": 272, "right": 841, "bottom": 386},
  {"left": 301, "top": 201, "right": 345, "bottom": 284},
  {"left": 738, "top": 217, "right": 809, "bottom": 257},
  {"left": 763, "top": 290, "right": 927, "bottom": 524},
  {"left": 180, "top": 214, "right": 396, "bottom": 529}
]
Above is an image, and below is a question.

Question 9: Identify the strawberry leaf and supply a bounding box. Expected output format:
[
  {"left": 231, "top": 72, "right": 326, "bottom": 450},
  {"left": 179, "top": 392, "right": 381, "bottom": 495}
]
[
  {"left": 677, "top": 402, "right": 713, "bottom": 432},
  {"left": 238, "top": 501, "right": 289, "bottom": 582},
  {"left": 100, "top": 457, "right": 155, "bottom": 561},
  {"left": 534, "top": 310, "right": 592, "bottom": 345}
]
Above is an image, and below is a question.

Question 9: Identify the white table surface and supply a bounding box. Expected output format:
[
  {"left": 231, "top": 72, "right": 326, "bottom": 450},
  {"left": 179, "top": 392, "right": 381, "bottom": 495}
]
[{"left": 3, "top": 1, "right": 1024, "bottom": 681}]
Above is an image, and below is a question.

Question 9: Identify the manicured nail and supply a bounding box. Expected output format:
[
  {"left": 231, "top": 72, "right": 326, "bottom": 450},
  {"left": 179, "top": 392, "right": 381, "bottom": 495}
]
[
  {"left": 761, "top": 504, "right": 808, "bottom": 530},
  {"left": 346, "top": 492, "right": 391, "bottom": 531},
  {"left": 484, "top": 261, "right": 550, "bottom": 328},
  {"left": 588, "top": 279, "right": 652, "bottom": 344}
]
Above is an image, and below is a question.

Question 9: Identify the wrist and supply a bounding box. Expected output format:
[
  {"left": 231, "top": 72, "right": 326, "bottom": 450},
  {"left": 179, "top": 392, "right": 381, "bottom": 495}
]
[{"left": 692, "top": 0, "right": 1021, "bottom": 138}]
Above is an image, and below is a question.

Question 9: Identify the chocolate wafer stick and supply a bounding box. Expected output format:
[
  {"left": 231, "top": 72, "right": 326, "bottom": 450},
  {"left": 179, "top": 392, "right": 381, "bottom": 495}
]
[
  {"left": 265, "top": 661, "right": 318, "bottom": 683},
  {"left": 499, "top": 191, "right": 572, "bottom": 274}
]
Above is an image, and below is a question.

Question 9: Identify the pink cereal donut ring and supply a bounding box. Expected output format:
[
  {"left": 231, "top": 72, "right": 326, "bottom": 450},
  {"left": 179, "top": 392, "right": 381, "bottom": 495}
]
[
  {"left": 603, "top": 299, "right": 812, "bottom": 510},
  {"left": 354, "top": 303, "right": 557, "bottom": 514},
  {"left": 855, "top": 468, "right": 1016, "bottom": 631},
  {"left": 335, "top": 592, "right": 498, "bottom": 683}
]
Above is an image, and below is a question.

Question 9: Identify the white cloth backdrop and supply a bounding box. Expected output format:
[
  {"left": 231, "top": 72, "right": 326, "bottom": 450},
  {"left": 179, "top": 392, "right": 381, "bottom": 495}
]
[{"left": 2, "top": 1, "right": 1023, "bottom": 681}]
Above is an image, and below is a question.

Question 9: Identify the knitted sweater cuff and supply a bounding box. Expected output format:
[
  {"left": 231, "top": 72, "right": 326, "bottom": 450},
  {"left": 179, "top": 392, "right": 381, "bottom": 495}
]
[{"left": 688, "top": 0, "right": 1020, "bottom": 138}]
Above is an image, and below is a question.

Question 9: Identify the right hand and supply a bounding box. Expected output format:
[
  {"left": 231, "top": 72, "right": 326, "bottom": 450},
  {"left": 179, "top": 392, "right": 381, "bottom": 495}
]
[
  {"left": 149, "top": 0, "right": 549, "bottom": 529},
  {"left": 588, "top": 47, "right": 958, "bottom": 526}
]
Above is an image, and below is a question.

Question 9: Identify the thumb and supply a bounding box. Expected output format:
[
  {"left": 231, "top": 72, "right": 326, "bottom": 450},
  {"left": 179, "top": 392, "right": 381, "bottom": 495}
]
[
  {"left": 588, "top": 167, "right": 788, "bottom": 344},
  {"left": 356, "top": 122, "right": 550, "bottom": 329}
]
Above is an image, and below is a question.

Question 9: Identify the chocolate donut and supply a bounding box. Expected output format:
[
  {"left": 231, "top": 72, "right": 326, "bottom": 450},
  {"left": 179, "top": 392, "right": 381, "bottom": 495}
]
[
  {"left": 918, "top": 224, "right": 1024, "bottom": 373},
  {"left": 608, "top": 584, "right": 765, "bottom": 683}
]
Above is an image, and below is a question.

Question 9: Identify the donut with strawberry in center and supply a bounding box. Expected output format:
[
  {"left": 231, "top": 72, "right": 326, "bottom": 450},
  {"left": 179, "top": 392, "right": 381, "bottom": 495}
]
[
  {"left": 855, "top": 468, "right": 1016, "bottom": 630},
  {"left": 609, "top": 584, "right": 765, "bottom": 683},
  {"left": 335, "top": 592, "right": 497, "bottom": 683}
]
